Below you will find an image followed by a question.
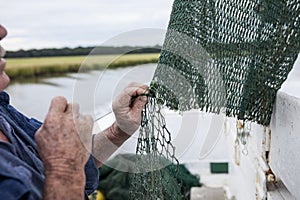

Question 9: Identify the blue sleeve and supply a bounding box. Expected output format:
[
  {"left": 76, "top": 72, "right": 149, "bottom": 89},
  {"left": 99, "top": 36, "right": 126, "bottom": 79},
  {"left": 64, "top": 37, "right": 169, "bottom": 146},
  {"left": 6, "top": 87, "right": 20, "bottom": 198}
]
[
  {"left": 27, "top": 117, "right": 100, "bottom": 196},
  {"left": 84, "top": 155, "right": 100, "bottom": 196},
  {"left": 6, "top": 104, "right": 100, "bottom": 196},
  {"left": 0, "top": 175, "right": 98, "bottom": 200},
  {"left": 6, "top": 104, "right": 42, "bottom": 139},
  {"left": 0, "top": 178, "right": 34, "bottom": 200}
]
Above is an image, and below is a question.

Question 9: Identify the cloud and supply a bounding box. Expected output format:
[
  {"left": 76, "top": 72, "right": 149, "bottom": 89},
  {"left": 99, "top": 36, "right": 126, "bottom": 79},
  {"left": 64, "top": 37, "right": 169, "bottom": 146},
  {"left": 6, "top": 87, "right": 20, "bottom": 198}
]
[{"left": 1, "top": 0, "right": 174, "bottom": 50}]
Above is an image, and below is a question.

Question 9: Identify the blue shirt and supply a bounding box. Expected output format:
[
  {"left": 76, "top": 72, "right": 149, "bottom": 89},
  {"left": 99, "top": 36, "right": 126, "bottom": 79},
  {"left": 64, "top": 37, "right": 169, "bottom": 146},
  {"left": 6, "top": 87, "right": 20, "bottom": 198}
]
[{"left": 0, "top": 91, "right": 99, "bottom": 199}]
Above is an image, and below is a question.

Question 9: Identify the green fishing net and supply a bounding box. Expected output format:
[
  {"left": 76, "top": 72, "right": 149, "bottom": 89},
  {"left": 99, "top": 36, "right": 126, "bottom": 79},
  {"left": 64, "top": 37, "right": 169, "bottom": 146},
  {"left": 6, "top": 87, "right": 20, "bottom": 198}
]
[
  {"left": 130, "top": 97, "right": 185, "bottom": 199},
  {"left": 152, "top": 0, "right": 300, "bottom": 126},
  {"left": 130, "top": 0, "right": 300, "bottom": 199},
  {"left": 97, "top": 154, "right": 200, "bottom": 200}
]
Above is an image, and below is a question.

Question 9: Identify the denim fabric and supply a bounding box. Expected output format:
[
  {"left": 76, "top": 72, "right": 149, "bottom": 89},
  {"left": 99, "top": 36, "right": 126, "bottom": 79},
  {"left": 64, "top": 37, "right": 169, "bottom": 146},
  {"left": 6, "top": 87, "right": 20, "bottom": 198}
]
[{"left": 0, "top": 91, "right": 99, "bottom": 199}]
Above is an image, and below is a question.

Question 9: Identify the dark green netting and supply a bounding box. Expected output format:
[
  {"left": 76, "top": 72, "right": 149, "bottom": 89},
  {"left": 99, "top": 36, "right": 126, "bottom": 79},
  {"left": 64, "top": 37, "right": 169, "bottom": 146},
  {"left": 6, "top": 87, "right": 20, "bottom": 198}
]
[
  {"left": 98, "top": 154, "right": 201, "bottom": 200},
  {"left": 151, "top": 0, "right": 300, "bottom": 125},
  {"left": 130, "top": 97, "right": 186, "bottom": 199},
  {"left": 129, "top": 0, "right": 299, "bottom": 199}
]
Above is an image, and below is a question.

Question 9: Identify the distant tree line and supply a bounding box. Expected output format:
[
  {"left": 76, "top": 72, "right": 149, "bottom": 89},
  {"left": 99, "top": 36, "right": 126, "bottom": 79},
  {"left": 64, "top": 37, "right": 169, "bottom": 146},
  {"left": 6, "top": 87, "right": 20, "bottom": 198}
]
[{"left": 5, "top": 45, "right": 162, "bottom": 58}]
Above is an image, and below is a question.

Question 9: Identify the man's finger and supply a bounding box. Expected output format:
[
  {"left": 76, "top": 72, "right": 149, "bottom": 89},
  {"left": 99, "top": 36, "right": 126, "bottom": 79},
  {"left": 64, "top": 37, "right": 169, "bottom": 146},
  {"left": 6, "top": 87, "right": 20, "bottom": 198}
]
[
  {"left": 126, "top": 83, "right": 148, "bottom": 96},
  {"left": 127, "top": 82, "right": 142, "bottom": 88},
  {"left": 83, "top": 114, "right": 94, "bottom": 132},
  {"left": 77, "top": 114, "right": 93, "bottom": 149},
  {"left": 115, "top": 86, "right": 146, "bottom": 109},
  {"left": 48, "top": 96, "right": 68, "bottom": 113},
  {"left": 65, "top": 103, "right": 80, "bottom": 117},
  {"left": 131, "top": 95, "right": 147, "bottom": 113},
  {"left": 122, "top": 84, "right": 148, "bottom": 103},
  {"left": 0, "top": 25, "right": 7, "bottom": 40}
]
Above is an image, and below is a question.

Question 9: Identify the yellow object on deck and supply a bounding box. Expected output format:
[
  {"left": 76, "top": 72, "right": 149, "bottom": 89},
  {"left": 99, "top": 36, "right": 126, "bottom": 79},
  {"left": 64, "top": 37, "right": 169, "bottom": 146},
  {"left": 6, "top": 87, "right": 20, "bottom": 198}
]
[{"left": 88, "top": 190, "right": 105, "bottom": 200}]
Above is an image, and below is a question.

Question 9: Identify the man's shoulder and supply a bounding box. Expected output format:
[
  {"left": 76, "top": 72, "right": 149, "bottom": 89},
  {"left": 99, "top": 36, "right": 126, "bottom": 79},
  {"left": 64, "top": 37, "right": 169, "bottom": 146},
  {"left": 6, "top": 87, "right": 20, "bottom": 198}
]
[
  {"left": 0, "top": 176, "right": 32, "bottom": 199},
  {"left": 0, "top": 144, "right": 43, "bottom": 199}
]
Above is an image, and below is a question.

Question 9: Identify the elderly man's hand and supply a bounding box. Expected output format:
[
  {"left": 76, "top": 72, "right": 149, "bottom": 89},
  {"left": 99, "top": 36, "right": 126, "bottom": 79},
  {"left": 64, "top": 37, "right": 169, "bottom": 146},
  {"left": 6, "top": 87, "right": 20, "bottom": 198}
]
[
  {"left": 90, "top": 82, "right": 148, "bottom": 168},
  {"left": 35, "top": 96, "right": 93, "bottom": 174},
  {"left": 112, "top": 82, "right": 148, "bottom": 136},
  {"left": 35, "top": 96, "right": 93, "bottom": 199}
]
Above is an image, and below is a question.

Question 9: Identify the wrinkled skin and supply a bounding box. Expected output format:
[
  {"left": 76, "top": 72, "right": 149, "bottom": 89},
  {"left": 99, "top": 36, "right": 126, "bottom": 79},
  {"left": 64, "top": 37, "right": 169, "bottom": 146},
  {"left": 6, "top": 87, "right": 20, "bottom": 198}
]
[
  {"left": 0, "top": 25, "right": 9, "bottom": 93},
  {"left": 35, "top": 96, "right": 93, "bottom": 172},
  {"left": 35, "top": 96, "right": 93, "bottom": 199},
  {"left": 112, "top": 82, "right": 148, "bottom": 135},
  {"left": 0, "top": 24, "right": 149, "bottom": 199},
  {"left": 93, "top": 82, "right": 148, "bottom": 167}
]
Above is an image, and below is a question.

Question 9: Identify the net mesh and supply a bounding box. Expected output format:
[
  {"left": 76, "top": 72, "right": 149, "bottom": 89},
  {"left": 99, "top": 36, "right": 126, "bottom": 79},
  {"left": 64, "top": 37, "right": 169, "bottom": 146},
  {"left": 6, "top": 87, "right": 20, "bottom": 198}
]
[
  {"left": 130, "top": 0, "right": 299, "bottom": 199},
  {"left": 130, "top": 97, "right": 184, "bottom": 199},
  {"left": 152, "top": 0, "right": 300, "bottom": 125}
]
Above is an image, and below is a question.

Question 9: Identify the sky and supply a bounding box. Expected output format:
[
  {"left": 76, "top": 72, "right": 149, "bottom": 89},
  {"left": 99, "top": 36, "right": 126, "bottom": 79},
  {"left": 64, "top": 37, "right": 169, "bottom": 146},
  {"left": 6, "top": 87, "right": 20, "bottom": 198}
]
[
  {"left": 1, "top": 0, "right": 174, "bottom": 51},
  {"left": 0, "top": 1, "right": 299, "bottom": 86}
]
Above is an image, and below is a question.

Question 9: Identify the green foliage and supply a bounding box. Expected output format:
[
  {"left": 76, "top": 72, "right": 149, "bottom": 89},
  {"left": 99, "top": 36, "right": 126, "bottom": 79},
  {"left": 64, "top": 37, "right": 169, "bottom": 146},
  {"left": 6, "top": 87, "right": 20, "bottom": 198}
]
[
  {"left": 5, "top": 45, "right": 161, "bottom": 58},
  {"left": 5, "top": 54, "right": 159, "bottom": 80}
]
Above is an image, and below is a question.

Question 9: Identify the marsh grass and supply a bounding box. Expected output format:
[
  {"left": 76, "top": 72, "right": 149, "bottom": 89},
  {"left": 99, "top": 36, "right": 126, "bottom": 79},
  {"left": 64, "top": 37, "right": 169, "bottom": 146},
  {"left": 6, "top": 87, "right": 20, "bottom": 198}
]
[{"left": 6, "top": 53, "right": 159, "bottom": 80}]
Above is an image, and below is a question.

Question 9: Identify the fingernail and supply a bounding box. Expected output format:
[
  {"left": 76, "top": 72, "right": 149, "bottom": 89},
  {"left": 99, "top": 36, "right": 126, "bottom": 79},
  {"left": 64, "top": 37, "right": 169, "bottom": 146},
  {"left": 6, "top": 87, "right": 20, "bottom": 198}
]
[
  {"left": 0, "top": 45, "right": 5, "bottom": 58},
  {"left": 140, "top": 96, "right": 147, "bottom": 102}
]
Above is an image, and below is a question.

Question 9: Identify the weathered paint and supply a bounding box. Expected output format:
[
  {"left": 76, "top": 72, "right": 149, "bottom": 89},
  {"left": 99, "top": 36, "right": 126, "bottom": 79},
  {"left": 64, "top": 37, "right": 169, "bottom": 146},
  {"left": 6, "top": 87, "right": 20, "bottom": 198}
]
[{"left": 269, "top": 91, "right": 300, "bottom": 199}]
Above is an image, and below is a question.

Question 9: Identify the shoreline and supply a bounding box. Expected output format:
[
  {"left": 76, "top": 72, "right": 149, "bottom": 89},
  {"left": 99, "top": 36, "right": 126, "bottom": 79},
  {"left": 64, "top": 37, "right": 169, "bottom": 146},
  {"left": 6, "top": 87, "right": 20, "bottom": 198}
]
[{"left": 5, "top": 53, "right": 159, "bottom": 81}]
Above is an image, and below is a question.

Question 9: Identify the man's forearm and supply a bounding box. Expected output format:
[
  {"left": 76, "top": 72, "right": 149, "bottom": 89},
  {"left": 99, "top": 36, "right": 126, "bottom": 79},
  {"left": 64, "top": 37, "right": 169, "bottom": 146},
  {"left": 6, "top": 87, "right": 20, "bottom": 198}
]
[
  {"left": 43, "top": 167, "right": 86, "bottom": 200},
  {"left": 92, "top": 122, "right": 130, "bottom": 168}
]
